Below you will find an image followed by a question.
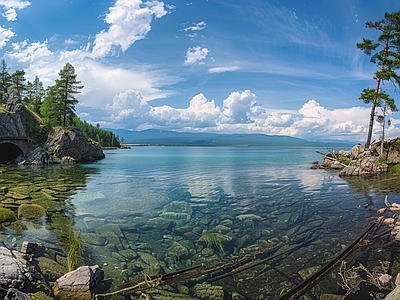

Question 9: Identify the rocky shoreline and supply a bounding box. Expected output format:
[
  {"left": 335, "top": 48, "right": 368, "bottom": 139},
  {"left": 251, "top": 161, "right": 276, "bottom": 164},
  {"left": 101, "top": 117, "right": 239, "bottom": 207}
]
[{"left": 312, "top": 139, "right": 400, "bottom": 176}]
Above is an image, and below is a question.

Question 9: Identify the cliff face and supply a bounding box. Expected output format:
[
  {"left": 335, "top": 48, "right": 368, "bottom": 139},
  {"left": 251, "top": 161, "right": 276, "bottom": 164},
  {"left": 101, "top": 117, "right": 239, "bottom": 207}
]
[{"left": 45, "top": 127, "right": 105, "bottom": 162}]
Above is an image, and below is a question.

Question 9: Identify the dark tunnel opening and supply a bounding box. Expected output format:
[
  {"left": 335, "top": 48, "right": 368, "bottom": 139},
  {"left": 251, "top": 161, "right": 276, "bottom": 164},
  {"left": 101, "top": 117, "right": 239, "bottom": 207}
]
[{"left": 0, "top": 143, "right": 23, "bottom": 163}]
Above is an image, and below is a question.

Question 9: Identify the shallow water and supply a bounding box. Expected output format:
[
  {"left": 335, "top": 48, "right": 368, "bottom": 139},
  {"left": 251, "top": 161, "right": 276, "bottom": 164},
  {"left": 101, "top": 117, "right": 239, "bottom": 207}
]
[{"left": 1, "top": 146, "right": 399, "bottom": 299}]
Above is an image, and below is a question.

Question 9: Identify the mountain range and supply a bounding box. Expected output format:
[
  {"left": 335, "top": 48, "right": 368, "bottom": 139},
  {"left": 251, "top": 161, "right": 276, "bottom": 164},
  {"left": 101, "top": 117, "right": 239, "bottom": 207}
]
[{"left": 109, "top": 129, "right": 354, "bottom": 148}]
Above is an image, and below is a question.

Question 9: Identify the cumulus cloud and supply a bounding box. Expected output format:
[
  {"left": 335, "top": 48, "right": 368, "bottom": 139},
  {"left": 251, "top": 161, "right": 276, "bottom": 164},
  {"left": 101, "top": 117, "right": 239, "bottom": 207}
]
[
  {"left": 0, "top": 26, "right": 14, "bottom": 48},
  {"left": 149, "top": 93, "right": 220, "bottom": 128},
  {"left": 91, "top": 0, "right": 169, "bottom": 58},
  {"left": 219, "top": 90, "right": 260, "bottom": 124},
  {"left": 8, "top": 40, "right": 52, "bottom": 63},
  {"left": 184, "top": 46, "right": 209, "bottom": 65},
  {"left": 95, "top": 91, "right": 399, "bottom": 143},
  {"left": 105, "top": 89, "right": 151, "bottom": 125},
  {"left": 208, "top": 66, "right": 239, "bottom": 74},
  {"left": 0, "top": 0, "right": 30, "bottom": 21}
]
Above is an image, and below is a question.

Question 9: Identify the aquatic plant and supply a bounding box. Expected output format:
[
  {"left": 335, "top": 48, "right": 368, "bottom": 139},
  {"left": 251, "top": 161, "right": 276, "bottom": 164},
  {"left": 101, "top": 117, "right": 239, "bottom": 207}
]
[
  {"left": 51, "top": 215, "right": 85, "bottom": 271},
  {"left": 65, "top": 231, "right": 84, "bottom": 272},
  {"left": 199, "top": 230, "right": 224, "bottom": 253}
]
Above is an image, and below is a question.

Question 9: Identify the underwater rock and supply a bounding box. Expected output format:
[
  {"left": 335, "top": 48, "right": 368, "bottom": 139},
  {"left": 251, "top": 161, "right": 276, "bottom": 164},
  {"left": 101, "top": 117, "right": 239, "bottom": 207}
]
[
  {"left": 382, "top": 285, "right": 400, "bottom": 300},
  {"left": 146, "top": 217, "right": 173, "bottom": 230},
  {"left": 81, "top": 233, "right": 106, "bottom": 246},
  {"left": 166, "top": 242, "right": 189, "bottom": 258},
  {"left": 192, "top": 282, "right": 224, "bottom": 300},
  {"left": 236, "top": 214, "right": 262, "bottom": 221},
  {"left": 0, "top": 207, "right": 16, "bottom": 223},
  {"left": 83, "top": 217, "right": 106, "bottom": 231},
  {"left": 17, "top": 203, "right": 47, "bottom": 220},
  {"left": 36, "top": 256, "right": 68, "bottom": 282}
]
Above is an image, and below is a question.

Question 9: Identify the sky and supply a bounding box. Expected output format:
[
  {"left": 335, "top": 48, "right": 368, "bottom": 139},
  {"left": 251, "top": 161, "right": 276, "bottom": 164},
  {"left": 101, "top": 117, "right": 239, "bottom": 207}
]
[{"left": 0, "top": 0, "right": 400, "bottom": 142}]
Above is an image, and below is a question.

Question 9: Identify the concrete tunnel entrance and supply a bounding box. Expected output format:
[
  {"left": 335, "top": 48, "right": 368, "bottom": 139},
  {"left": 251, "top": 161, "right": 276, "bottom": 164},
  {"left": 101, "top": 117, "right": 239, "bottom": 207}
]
[{"left": 0, "top": 142, "right": 23, "bottom": 163}]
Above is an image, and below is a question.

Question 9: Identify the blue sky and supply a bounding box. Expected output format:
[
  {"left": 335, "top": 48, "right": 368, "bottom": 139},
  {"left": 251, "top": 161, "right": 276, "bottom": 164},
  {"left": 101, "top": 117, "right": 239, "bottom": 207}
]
[{"left": 0, "top": 0, "right": 399, "bottom": 142}]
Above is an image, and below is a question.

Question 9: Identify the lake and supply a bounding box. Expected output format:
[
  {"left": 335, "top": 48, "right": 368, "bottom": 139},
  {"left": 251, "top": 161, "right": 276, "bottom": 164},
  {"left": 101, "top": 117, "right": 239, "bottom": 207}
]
[{"left": 1, "top": 146, "right": 399, "bottom": 299}]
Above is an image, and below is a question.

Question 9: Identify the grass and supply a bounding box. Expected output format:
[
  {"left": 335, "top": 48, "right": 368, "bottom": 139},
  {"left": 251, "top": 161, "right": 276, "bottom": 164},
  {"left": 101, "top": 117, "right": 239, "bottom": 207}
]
[{"left": 200, "top": 230, "right": 224, "bottom": 253}]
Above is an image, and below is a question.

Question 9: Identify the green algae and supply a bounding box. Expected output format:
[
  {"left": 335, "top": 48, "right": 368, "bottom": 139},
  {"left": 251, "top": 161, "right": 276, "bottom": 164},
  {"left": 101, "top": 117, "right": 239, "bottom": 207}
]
[
  {"left": 0, "top": 207, "right": 16, "bottom": 223},
  {"left": 6, "top": 220, "right": 28, "bottom": 234},
  {"left": 18, "top": 203, "right": 47, "bottom": 219}
]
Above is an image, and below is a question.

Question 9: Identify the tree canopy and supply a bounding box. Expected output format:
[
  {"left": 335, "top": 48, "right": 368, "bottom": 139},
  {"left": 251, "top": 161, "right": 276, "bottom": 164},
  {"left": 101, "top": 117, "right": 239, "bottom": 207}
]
[{"left": 357, "top": 10, "right": 400, "bottom": 147}]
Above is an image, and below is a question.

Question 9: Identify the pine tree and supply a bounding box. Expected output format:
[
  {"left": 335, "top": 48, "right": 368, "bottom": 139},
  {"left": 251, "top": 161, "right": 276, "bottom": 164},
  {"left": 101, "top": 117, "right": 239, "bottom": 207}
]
[
  {"left": 357, "top": 11, "right": 400, "bottom": 147},
  {"left": 11, "top": 70, "right": 27, "bottom": 97},
  {"left": 25, "top": 76, "right": 45, "bottom": 113},
  {"left": 0, "top": 59, "right": 11, "bottom": 104},
  {"left": 40, "top": 85, "right": 59, "bottom": 128},
  {"left": 55, "top": 62, "right": 83, "bottom": 127}
]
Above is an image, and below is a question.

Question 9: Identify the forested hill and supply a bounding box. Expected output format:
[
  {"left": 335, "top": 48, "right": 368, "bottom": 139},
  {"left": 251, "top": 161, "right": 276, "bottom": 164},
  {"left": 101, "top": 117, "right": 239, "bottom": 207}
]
[{"left": 111, "top": 129, "right": 353, "bottom": 147}]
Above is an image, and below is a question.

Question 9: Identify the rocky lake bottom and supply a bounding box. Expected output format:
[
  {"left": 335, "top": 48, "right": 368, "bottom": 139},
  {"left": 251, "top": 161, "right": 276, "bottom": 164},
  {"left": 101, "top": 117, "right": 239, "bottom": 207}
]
[{"left": 1, "top": 146, "right": 400, "bottom": 299}]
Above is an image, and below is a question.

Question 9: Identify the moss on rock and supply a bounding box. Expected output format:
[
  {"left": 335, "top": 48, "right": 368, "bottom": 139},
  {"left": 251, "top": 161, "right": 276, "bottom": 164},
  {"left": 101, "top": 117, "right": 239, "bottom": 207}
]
[
  {"left": 0, "top": 207, "right": 16, "bottom": 223},
  {"left": 18, "top": 203, "right": 47, "bottom": 219}
]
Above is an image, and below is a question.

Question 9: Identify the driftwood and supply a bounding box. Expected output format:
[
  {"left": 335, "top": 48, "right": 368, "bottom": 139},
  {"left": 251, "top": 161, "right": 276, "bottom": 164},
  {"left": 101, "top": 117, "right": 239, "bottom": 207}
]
[
  {"left": 276, "top": 217, "right": 384, "bottom": 300},
  {"left": 316, "top": 150, "right": 347, "bottom": 167}
]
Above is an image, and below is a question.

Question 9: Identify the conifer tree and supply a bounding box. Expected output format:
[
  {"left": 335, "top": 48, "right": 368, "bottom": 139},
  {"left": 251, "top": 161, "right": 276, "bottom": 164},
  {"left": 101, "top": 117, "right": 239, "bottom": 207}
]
[
  {"left": 357, "top": 11, "right": 400, "bottom": 147},
  {"left": 55, "top": 62, "right": 83, "bottom": 127},
  {"left": 40, "top": 85, "right": 59, "bottom": 127},
  {"left": 11, "top": 70, "right": 27, "bottom": 97},
  {"left": 0, "top": 59, "right": 11, "bottom": 104},
  {"left": 25, "top": 76, "right": 45, "bottom": 113}
]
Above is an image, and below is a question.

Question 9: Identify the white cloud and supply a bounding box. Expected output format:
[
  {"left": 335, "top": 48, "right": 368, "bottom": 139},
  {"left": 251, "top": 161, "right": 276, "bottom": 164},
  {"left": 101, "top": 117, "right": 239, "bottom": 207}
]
[
  {"left": 218, "top": 90, "right": 260, "bottom": 124},
  {"left": 3, "top": 8, "right": 16, "bottom": 21},
  {"left": 91, "top": 0, "right": 169, "bottom": 58},
  {"left": 183, "top": 21, "right": 206, "bottom": 32},
  {"left": 0, "top": 0, "right": 30, "bottom": 21},
  {"left": 208, "top": 66, "right": 239, "bottom": 74},
  {"left": 8, "top": 40, "right": 52, "bottom": 63},
  {"left": 184, "top": 46, "right": 209, "bottom": 65},
  {"left": 105, "top": 89, "right": 151, "bottom": 125},
  {"left": 149, "top": 93, "right": 220, "bottom": 128},
  {"left": 0, "top": 26, "right": 14, "bottom": 48}
]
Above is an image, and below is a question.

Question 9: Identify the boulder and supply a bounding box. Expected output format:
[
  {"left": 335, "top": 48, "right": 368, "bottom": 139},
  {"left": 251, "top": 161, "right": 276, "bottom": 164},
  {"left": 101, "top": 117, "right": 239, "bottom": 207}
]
[
  {"left": 53, "top": 265, "right": 104, "bottom": 300},
  {"left": 0, "top": 241, "right": 45, "bottom": 290},
  {"left": 45, "top": 127, "right": 105, "bottom": 162}
]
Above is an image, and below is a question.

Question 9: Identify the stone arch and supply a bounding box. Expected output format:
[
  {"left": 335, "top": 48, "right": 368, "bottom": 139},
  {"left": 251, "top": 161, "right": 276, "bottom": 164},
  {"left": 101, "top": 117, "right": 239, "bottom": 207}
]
[{"left": 0, "top": 142, "right": 23, "bottom": 163}]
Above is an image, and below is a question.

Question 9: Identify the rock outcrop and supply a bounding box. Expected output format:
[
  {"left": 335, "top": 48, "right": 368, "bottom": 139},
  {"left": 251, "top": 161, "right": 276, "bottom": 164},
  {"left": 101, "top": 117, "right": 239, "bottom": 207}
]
[
  {"left": 0, "top": 86, "right": 40, "bottom": 139},
  {"left": 319, "top": 144, "right": 389, "bottom": 176},
  {"left": 44, "top": 127, "right": 105, "bottom": 162}
]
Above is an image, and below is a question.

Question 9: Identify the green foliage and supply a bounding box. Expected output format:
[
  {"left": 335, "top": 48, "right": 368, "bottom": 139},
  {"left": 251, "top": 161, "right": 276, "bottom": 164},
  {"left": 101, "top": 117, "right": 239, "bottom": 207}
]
[
  {"left": 73, "top": 116, "right": 121, "bottom": 148},
  {"left": 357, "top": 10, "right": 400, "bottom": 147},
  {"left": 0, "top": 59, "right": 11, "bottom": 104},
  {"left": 24, "top": 75, "right": 45, "bottom": 114},
  {"left": 40, "top": 62, "right": 83, "bottom": 128},
  {"left": 10, "top": 70, "right": 26, "bottom": 97},
  {"left": 200, "top": 230, "right": 224, "bottom": 253}
]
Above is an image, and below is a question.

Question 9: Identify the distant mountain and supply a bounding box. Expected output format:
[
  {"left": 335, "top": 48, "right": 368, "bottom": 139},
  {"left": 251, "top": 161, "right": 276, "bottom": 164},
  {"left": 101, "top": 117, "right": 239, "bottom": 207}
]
[{"left": 108, "top": 129, "right": 354, "bottom": 148}]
